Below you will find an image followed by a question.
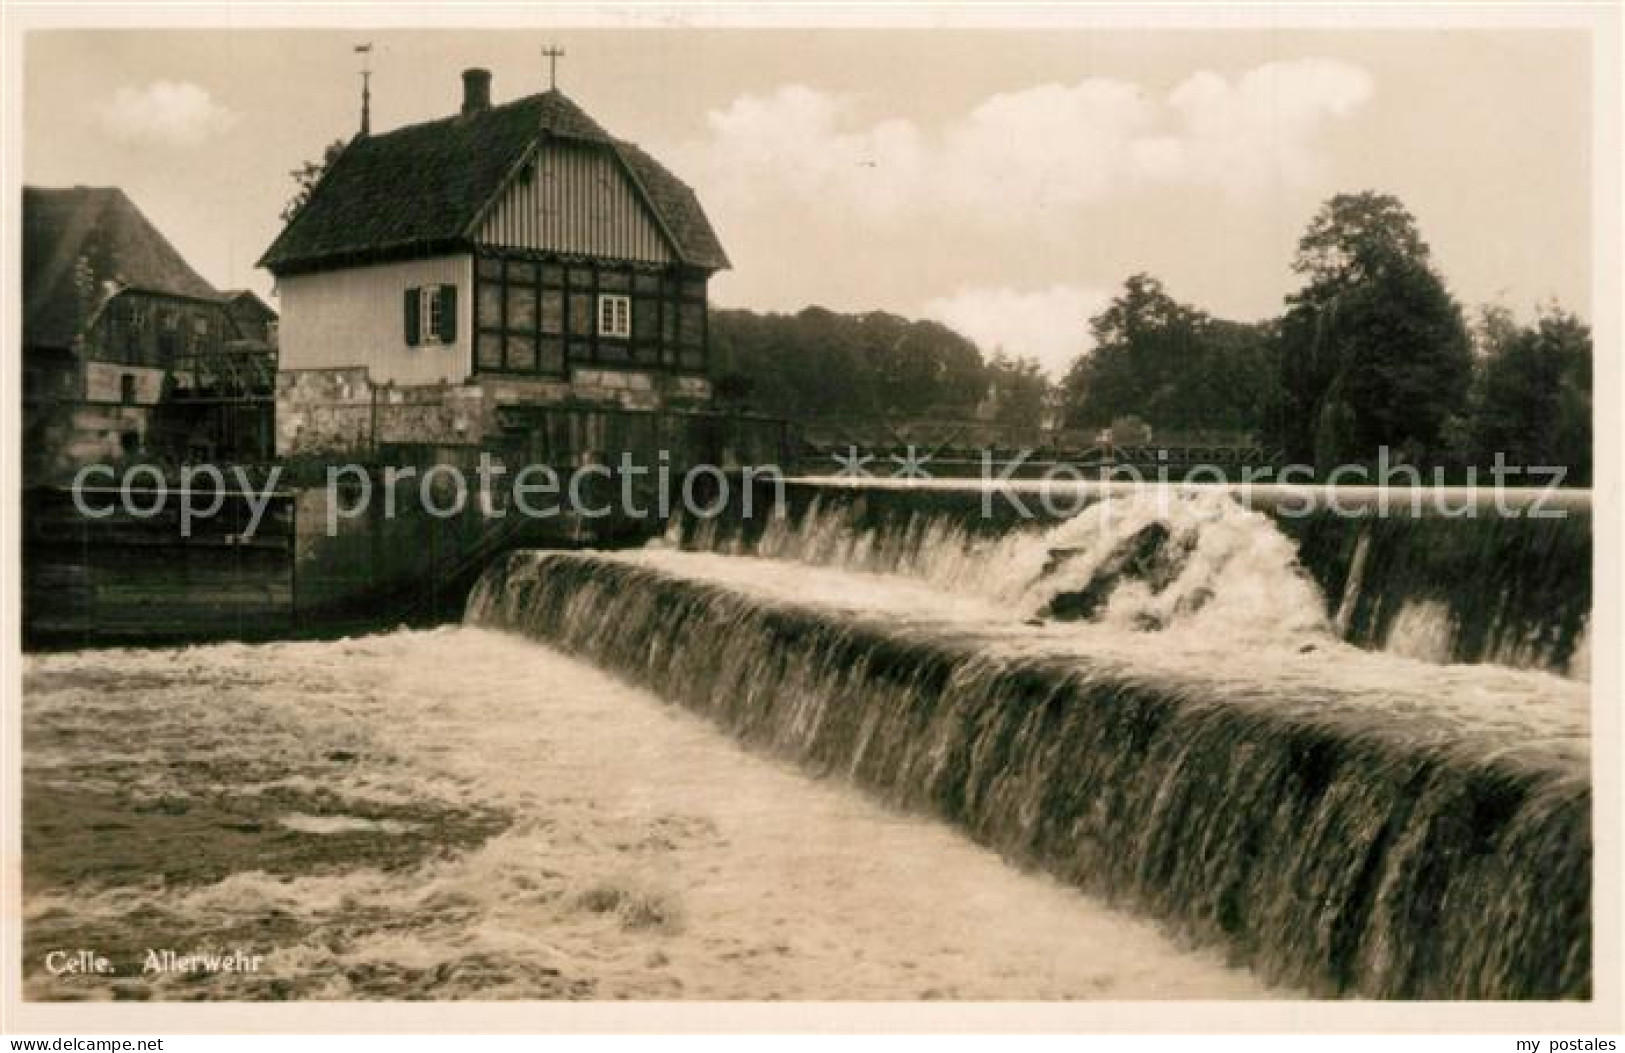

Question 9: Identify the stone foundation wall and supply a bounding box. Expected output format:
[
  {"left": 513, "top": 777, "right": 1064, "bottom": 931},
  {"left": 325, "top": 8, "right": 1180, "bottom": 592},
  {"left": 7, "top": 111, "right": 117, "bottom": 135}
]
[
  {"left": 275, "top": 367, "right": 376, "bottom": 458},
  {"left": 564, "top": 369, "right": 712, "bottom": 411},
  {"left": 25, "top": 402, "right": 159, "bottom": 482},
  {"left": 276, "top": 365, "right": 715, "bottom": 458}
]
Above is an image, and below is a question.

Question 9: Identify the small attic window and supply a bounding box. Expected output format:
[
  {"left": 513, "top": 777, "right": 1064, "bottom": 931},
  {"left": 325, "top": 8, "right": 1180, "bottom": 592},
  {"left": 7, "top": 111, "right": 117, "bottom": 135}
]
[{"left": 519, "top": 162, "right": 535, "bottom": 185}]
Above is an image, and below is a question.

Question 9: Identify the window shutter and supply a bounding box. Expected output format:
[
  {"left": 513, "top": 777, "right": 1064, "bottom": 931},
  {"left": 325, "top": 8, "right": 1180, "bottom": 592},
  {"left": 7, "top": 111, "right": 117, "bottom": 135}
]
[
  {"left": 404, "top": 287, "right": 421, "bottom": 346},
  {"left": 438, "top": 284, "right": 458, "bottom": 343}
]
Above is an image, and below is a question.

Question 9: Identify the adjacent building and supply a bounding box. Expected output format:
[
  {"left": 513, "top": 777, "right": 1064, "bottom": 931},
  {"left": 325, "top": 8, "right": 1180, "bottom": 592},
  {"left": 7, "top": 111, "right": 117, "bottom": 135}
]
[
  {"left": 22, "top": 186, "right": 277, "bottom": 479},
  {"left": 222, "top": 289, "right": 280, "bottom": 350},
  {"left": 260, "top": 69, "right": 731, "bottom": 457}
]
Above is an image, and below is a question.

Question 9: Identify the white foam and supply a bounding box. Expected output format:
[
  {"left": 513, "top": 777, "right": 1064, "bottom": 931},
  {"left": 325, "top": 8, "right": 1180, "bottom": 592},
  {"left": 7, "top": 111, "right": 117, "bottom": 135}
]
[
  {"left": 25, "top": 629, "right": 1278, "bottom": 1000},
  {"left": 278, "top": 813, "right": 416, "bottom": 836}
]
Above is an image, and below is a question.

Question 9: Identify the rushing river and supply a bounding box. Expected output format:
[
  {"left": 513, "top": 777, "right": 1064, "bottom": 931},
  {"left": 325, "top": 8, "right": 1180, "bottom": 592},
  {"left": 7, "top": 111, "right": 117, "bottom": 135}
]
[
  {"left": 24, "top": 487, "right": 1591, "bottom": 1001},
  {"left": 465, "top": 489, "right": 1592, "bottom": 1000},
  {"left": 23, "top": 628, "right": 1273, "bottom": 1001}
]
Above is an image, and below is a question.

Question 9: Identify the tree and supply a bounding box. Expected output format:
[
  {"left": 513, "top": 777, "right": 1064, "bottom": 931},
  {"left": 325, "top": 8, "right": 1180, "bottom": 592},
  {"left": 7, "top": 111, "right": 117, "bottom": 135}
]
[
  {"left": 1293, "top": 191, "right": 1429, "bottom": 288},
  {"left": 280, "top": 139, "right": 348, "bottom": 224},
  {"left": 984, "top": 350, "right": 1050, "bottom": 426},
  {"left": 861, "top": 313, "right": 986, "bottom": 416},
  {"left": 1061, "top": 274, "right": 1200, "bottom": 429},
  {"left": 1269, "top": 192, "right": 1472, "bottom": 466},
  {"left": 1059, "top": 274, "right": 1274, "bottom": 437},
  {"left": 1469, "top": 304, "right": 1592, "bottom": 482}
]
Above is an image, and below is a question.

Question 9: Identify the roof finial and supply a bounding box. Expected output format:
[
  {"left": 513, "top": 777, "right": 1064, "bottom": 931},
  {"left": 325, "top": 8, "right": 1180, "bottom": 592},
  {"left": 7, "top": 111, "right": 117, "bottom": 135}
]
[
  {"left": 355, "top": 42, "right": 374, "bottom": 136},
  {"left": 542, "top": 45, "right": 565, "bottom": 91}
]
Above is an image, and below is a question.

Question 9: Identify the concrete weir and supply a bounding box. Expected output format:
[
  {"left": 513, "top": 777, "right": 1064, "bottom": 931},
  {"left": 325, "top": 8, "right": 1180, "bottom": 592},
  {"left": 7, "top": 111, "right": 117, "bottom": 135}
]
[
  {"left": 675, "top": 478, "right": 1593, "bottom": 679},
  {"left": 466, "top": 479, "right": 1592, "bottom": 1000}
]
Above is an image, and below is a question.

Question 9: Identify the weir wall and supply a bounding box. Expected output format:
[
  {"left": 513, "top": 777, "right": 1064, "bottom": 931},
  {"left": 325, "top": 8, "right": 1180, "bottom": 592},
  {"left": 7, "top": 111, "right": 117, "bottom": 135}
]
[
  {"left": 666, "top": 479, "right": 1592, "bottom": 678},
  {"left": 468, "top": 550, "right": 1591, "bottom": 999}
]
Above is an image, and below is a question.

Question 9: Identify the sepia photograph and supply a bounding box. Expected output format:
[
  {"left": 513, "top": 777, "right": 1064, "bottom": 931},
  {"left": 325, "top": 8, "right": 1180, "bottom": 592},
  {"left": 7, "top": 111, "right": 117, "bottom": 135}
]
[{"left": 1, "top": 1, "right": 1620, "bottom": 1039}]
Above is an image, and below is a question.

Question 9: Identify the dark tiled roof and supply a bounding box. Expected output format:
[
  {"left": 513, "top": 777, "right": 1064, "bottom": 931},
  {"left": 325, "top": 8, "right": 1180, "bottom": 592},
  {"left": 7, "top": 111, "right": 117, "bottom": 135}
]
[
  {"left": 534, "top": 89, "right": 615, "bottom": 144},
  {"left": 259, "top": 89, "right": 728, "bottom": 273},
  {"left": 24, "top": 186, "right": 220, "bottom": 351},
  {"left": 616, "top": 140, "right": 730, "bottom": 271},
  {"left": 222, "top": 288, "right": 278, "bottom": 319}
]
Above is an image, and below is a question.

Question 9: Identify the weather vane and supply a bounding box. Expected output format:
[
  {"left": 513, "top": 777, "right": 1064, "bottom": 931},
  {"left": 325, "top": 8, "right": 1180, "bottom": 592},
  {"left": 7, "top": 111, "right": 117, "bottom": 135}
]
[
  {"left": 355, "top": 42, "right": 374, "bottom": 135},
  {"left": 543, "top": 45, "right": 565, "bottom": 90}
]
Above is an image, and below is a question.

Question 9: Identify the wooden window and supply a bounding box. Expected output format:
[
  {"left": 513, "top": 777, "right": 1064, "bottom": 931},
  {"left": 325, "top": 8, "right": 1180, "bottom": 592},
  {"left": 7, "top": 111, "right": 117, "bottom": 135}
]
[
  {"left": 121, "top": 302, "right": 146, "bottom": 364},
  {"left": 408, "top": 285, "right": 457, "bottom": 347},
  {"left": 424, "top": 287, "right": 444, "bottom": 343},
  {"left": 597, "top": 294, "right": 631, "bottom": 339},
  {"left": 190, "top": 314, "right": 211, "bottom": 353}
]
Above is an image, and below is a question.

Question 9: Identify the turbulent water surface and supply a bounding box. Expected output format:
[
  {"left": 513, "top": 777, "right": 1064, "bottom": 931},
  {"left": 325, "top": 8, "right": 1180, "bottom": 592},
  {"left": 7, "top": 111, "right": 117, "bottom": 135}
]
[
  {"left": 671, "top": 484, "right": 1592, "bottom": 677},
  {"left": 25, "top": 487, "right": 1591, "bottom": 1001},
  {"left": 464, "top": 495, "right": 1591, "bottom": 1000},
  {"left": 23, "top": 629, "right": 1274, "bottom": 1001}
]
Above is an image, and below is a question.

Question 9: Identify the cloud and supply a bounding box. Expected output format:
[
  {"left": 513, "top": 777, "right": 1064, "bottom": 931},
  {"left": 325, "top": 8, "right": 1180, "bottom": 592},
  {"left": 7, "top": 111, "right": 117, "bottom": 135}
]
[
  {"left": 97, "top": 80, "right": 237, "bottom": 147},
  {"left": 921, "top": 284, "right": 1114, "bottom": 379},
  {"left": 1164, "top": 59, "right": 1375, "bottom": 190},
  {"left": 684, "top": 59, "right": 1372, "bottom": 226}
]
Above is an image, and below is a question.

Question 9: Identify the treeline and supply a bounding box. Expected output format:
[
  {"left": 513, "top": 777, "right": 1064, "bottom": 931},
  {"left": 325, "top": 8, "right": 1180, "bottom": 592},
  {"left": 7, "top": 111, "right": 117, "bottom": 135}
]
[
  {"left": 709, "top": 306, "right": 1047, "bottom": 425},
  {"left": 1060, "top": 192, "right": 1592, "bottom": 480},
  {"left": 709, "top": 191, "right": 1591, "bottom": 482}
]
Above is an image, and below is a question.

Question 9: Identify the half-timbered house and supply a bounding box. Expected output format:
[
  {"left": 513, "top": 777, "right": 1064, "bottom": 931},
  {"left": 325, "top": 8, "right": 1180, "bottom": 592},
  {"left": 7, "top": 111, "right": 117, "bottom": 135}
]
[{"left": 259, "top": 69, "right": 730, "bottom": 455}]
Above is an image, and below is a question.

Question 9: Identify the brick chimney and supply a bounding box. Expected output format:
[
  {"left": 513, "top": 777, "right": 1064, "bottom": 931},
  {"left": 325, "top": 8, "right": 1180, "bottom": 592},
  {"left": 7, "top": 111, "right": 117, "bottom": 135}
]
[{"left": 461, "top": 68, "right": 492, "bottom": 116}]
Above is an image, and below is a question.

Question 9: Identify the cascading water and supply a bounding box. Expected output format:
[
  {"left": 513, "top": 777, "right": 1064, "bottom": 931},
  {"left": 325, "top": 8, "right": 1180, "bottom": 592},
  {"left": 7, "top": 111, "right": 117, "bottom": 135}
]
[
  {"left": 667, "top": 481, "right": 1592, "bottom": 678},
  {"left": 797, "top": 489, "right": 1333, "bottom": 640},
  {"left": 466, "top": 482, "right": 1591, "bottom": 999}
]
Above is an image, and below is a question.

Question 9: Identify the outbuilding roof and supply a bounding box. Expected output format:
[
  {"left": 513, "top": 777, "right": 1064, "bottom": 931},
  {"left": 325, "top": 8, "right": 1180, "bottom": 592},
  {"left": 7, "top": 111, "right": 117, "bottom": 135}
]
[{"left": 24, "top": 186, "right": 221, "bottom": 351}]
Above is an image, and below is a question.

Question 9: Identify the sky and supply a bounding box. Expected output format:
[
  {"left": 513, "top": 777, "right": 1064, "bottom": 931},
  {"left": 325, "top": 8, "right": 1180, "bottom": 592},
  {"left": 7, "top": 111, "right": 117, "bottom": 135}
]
[{"left": 23, "top": 29, "right": 1592, "bottom": 377}]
